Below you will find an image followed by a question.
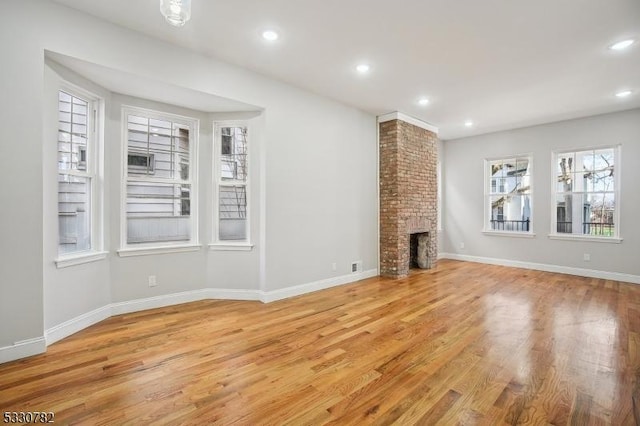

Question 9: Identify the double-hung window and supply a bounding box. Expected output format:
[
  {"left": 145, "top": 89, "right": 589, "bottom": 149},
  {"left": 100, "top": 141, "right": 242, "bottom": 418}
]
[
  {"left": 485, "top": 155, "right": 533, "bottom": 234},
  {"left": 213, "top": 122, "right": 250, "bottom": 247},
  {"left": 121, "top": 107, "right": 198, "bottom": 251},
  {"left": 57, "top": 89, "right": 102, "bottom": 259},
  {"left": 552, "top": 146, "right": 620, "bottom": 240}
]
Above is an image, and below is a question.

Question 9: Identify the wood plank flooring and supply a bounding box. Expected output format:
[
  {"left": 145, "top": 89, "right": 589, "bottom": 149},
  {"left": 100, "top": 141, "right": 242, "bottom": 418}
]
[{"left": 1, "top": 259, "right": 639, "bottom": 425}]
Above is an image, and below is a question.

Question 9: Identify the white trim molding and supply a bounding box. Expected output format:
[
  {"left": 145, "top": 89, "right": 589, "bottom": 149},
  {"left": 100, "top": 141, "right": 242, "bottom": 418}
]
[
  {"left": 208, "top": 243, "right": 254, "bottom": 251},
  {"left": 441, "top": 253, "right": 640, "bottom": 284},
  {"left": 117, "top": 244, "right": 202, "bottom": 257},
  {"left": 261, "top": 269, "right": 379, "bottom": 303},
  {"left": 0, "top": 337, "right": 46, "bottom": 364},
  {"left": 111, "top": 289, "right": 217, "bottom": 315},
  {"left": 482, "top": 231, "right": 536, "bottom": 238},
  {"left": 55, "top": 251, "right": 108, "bottom": 268},
  {"left": 548, "top": 234, "right": 622, "bottom": 244},
  {"left": 377, "top": 111, "right": 439, "bottom": 134},
  {"left": 45, "top": 305, "right": 111, "bottom": 345}
]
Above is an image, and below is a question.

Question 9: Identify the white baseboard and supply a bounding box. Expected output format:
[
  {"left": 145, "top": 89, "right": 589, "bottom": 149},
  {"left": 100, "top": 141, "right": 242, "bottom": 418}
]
[
  {"left": 8, "top": 271, "right": 380, "bottom": 364},
  {"left": 0, "top": 337, "right": 46, "bottom": 364},
  {"left": 261, "top": 269, "right": 379, "bottom": 303},
  {"left": 441, "top": 253, "right": 640, "bottom": 284},
  {"left": 208, "top": 288, "right": 262, "bottom": 301},
  {"left": 45, "top": 305, "right": 112, "bottom": 345},
  {"left": 111, "top": 288, "right": 214, "bottom": 315}
]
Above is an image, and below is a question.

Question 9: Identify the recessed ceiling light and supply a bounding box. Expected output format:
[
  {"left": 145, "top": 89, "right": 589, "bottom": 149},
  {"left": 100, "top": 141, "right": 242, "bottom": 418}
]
[
  {"left": 615, "top": 90, "right": 633, "bottom": 98},
  {"left": 609, "top": 39, "right": 635, "bottom": 51},
  {"left": 262, "top": 30, "right": 279, "bottom": 41},
  {"left": 464, "top": 121, "right": 474, "bottom": 127},
  {"left": 356, "top": 64, "right": 370, "bottom": 74},
  {"left": 418, "top": 98, "right": 430, "bottom": 106}
]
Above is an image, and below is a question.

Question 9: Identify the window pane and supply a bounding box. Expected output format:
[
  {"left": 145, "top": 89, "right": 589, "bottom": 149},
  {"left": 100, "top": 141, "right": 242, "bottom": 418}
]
[
  {"left": 555, "top": 194, "right": 573, "bottom": 233},
  {"left": 58, "top": 174, "right": 91, "bottom": 254},
  {"left": 593, "top": 149, "right": 615, "bottom": 192},
  {"left": 515, "top": 175, "right": 529, "bottom": 194},
  {"left": 219, "top": 185, "right": 247, "bottom": 240},
  {"left": 557, "top": 152, "right": 574, "bottom": 178},
  {"left": 126, "top": 182, "right": 191, "bottom": 244},
  {"left": 594, "top": 148, "right": 614, "bottom": 169},
  {"left": 127, "top": 115, "right": 189, "bottom": 180},
  {"left": 58, "top": 91, "right": 89, "bottom": 172},
  {"left": 576, "top": 151, "right": 594, "bottom": 173},
  {"left": 490, "top": 161, "right": 506, "bottom": 178},
  {"left": 584, "top": 193, "right": 615, "bottom": 236},
  {"left": 59, "top": 91, "right": 72, "bottom": 104},
  {"left": 556, "top": 178, "right": 572, "bottom": 193},
  {"left": 220, "top": 126, "right": 248, "bottom": 181},
  {"left": 516, "top": 158, "right": 530, "bottom": 176},
  {"left": 490, "top": 178, "right": 505, "bottom": 194},
  {"left": 489, "top": 194, "right": 531, "bottom": 231}
]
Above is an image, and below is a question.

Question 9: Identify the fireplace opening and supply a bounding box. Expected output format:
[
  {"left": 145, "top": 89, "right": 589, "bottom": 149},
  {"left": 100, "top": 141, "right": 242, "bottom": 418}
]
[{"left": 409, "top": 232, "right": 431, "bottom": 270}]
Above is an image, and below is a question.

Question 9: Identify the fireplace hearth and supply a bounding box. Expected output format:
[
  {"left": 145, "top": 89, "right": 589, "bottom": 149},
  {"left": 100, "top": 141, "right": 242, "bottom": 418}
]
[{"left": 410, "top": 232, "right": 431, "bottom": 270}]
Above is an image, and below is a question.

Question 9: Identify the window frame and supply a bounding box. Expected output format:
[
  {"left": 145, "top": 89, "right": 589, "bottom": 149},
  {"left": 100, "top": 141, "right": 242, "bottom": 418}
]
[
  {"left": 483, "top": 154, "right": 535, "bottom": 238},
  {"left": 210, "top": 120, "right": 253, "bottom": 251},
  {"left": 549, "top": 145, "right": 622, "bottom": 243},
  {"left": 55, "top": 83, "right": 107, "bottom": 268},
  {"left": 118, "top": 105, "right": 200, "bottom": 256}
]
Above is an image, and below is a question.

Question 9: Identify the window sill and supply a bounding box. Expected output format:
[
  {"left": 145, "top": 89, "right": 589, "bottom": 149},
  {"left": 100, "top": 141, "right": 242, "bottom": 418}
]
[
  {"left": 208, "top": 243, "right": 254, "bottom": 252},
  {"left": 55, "top": 251, "right": 108, "bottom": 269},
  {"left": 548, "top": 234, "right": 623, "bottom": 244},
  {"left": 482, "top": 230, "right": 536, "bottom": 238},
  {"left": 117, "top": 244, "right": 202, "bottom": 258}
]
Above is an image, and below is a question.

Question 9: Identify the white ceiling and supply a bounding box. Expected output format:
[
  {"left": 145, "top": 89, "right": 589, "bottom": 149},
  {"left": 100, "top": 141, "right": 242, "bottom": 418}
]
[{"left": 53, "top": 0, "right": 640, "bottom": 140}]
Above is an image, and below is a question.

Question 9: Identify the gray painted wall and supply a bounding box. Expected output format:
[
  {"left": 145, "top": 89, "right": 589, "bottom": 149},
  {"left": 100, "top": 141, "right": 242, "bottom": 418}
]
[
  {"left": 443, "top": 108, "right": 640, "bottom": 276},
  {"left": 0, "top": 3, "right": 45, "bottom": 348}
]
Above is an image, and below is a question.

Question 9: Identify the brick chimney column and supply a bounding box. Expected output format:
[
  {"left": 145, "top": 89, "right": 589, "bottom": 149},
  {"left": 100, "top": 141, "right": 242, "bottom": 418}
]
[{"left": 378, "top": 113, "right": 439, "bottom": 278}]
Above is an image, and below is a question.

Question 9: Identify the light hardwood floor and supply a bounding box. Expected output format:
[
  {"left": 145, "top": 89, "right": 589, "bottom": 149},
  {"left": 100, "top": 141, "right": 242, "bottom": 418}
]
[{"left": 1, "top": 260, "right": 639, "bottom": 425}]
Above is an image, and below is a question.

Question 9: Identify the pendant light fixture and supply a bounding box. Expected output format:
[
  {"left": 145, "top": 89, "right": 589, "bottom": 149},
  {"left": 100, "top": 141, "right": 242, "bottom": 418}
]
[{"left": 160, "top": 0, "right": 191, "bottom": 27}]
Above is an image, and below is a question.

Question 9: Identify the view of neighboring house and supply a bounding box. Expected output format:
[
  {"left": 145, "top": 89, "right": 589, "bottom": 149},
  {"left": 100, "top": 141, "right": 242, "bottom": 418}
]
[
  {"left": 125, "top": 114, "right": 192, "bottom": 245},
  {"left": 218, "top": 125, "right": 248, "bottom": 241},
  {"left": 489, "top": 158, "right": 532, "bottom": 232},
  {"left": 57, "top": 91, "right": 91, "bottom": 254}
]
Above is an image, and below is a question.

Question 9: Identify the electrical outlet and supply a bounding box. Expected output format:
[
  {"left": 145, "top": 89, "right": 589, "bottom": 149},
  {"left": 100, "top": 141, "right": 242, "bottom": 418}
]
[
  {"left": 331, "top": 262, "right": 337, "bottom": 271},
  {"left": 583, "top": 253, "right": 591, "bottom": 262},
  {"left": 460, "top": 242, "right": 465, "bottom": 249},
  {"left": 148, "top": 275, "right": 157, "bottom": 287}
]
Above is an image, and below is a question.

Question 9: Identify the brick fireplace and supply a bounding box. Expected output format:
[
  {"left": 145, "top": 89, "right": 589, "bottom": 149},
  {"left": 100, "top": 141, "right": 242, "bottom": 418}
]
[{"left": 379, "top": 113, "right": 438, "bottom": 277}]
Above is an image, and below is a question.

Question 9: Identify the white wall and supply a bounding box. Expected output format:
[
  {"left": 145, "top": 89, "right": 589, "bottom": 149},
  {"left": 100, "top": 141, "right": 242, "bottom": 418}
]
[
  {"left": 443, "top": 108, "right": 640, "bottom": 279},
  {"left": 0, "top": 0, "right": 377, "bottom": 358},
  {"left": 265, "top": 103, "right": 378, "bottom": 289},
  {"left": 0, "top": 2, "right": 45, "bottom": 354}
]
